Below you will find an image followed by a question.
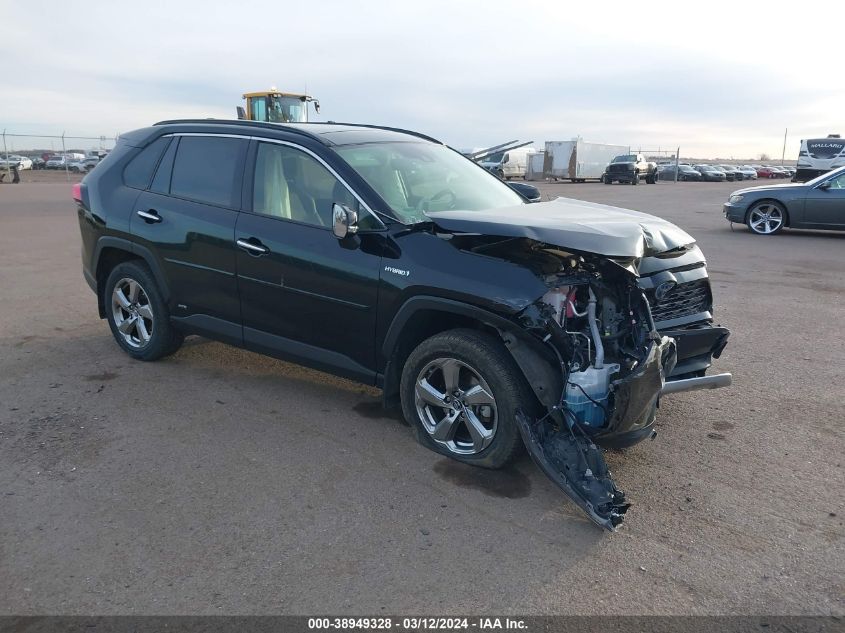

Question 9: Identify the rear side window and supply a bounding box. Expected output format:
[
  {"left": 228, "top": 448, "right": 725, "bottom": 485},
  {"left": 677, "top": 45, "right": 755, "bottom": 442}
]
[
  {"left": 123, "top": 136, "right": 171, "bottom": 190},
  {"left": 169, "top": 136, "right": 246, "bottom": 207},
  {"left": 150, "top": 136, "right": 178, "bottom": 194}
]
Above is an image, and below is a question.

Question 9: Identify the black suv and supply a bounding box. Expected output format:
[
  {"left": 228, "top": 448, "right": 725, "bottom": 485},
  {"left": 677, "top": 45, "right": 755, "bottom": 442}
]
[{"left": 75, "top": 119, "right": 730, "bottom": 530}]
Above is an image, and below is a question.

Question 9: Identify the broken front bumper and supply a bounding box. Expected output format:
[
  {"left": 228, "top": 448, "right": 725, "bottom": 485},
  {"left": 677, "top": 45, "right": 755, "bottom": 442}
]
[
  {"left": 515, "top": 336, "right": 677, "bottom": 531},
  {"left": 663, "top": 325, "right": 730, "bottom": 378}
]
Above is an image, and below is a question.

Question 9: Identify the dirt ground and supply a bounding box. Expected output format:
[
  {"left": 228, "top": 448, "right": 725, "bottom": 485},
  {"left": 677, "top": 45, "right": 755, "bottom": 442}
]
[{"left": 0, "top": 175, "right": 842, "bottom": 615}]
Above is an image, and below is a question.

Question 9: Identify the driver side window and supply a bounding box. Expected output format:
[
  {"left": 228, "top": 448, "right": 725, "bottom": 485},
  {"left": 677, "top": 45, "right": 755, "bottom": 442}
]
[
  {"left": 826, "top": 173, "right": 845, "bottom": 189},
  {"left": 253, "top": 142, "right": 367, "bottom": 228}
]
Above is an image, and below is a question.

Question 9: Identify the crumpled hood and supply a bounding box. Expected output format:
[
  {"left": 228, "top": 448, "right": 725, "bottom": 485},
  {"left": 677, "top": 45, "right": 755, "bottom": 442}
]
[{"left": 426, "top": 197, "right": 695, "bottom": 259}]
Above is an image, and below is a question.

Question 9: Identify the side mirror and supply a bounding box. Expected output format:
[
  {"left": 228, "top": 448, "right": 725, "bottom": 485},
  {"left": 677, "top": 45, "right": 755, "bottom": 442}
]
[
  {"left": 236, "top": 106, "right": 246, "bottom": 120},
  {"left": 818, "top": 180, "right": 831, "bottom": 190},
  {"left": 313, "top": 101, "right": 320, "bottom": 114},
  {"left": 332, "top": 203, "right": 359, "bottom": 239}
]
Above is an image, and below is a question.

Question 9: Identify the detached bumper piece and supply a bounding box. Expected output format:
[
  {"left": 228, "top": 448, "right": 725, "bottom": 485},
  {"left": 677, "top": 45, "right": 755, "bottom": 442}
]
[
  {"left": 515, "top": 336, "right": 677, "bottom": 531},
  {"left": 516, "top": 410, "right": 630, "bottom": 531}
]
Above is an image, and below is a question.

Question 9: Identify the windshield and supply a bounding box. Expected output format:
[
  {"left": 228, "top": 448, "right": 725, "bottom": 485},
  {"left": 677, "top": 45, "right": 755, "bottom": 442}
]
[
  {"left": 267, "top": 96, "right": 305, "bottom": 123},
  {"left": 612, "top": 155, "right": 637, "bottom": 163},
  {"left": 806, "top": 165, "right": 845, "bottom": 187},
  {"left": 335, "top": 142, "right": 524, "bottom": 224}
]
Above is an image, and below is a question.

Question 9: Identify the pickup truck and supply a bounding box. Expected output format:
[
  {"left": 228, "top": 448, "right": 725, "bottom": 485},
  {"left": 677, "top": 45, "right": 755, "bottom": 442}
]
[{"left": 603, "top": 153, "right": 659, "bottom": 185}]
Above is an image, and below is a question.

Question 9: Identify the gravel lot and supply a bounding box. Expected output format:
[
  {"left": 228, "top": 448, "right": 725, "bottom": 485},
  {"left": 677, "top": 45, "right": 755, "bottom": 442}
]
[{"left": 0, "top": 175, "right": 842, "bottom": 615}]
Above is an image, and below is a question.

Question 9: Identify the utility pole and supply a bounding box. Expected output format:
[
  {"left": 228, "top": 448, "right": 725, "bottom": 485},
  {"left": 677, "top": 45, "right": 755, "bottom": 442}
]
[
  {"left": 674, "top": 146, "right": 680, "bottom": 183},
  {"left": 62, "top": 131, "right": 70, "bottom": 182},
  {"left": 2, "top": 130, "right": 10, "bottom": 181},
  {"left": 781, "top": 128, "right": 787, "bottom": 166}
]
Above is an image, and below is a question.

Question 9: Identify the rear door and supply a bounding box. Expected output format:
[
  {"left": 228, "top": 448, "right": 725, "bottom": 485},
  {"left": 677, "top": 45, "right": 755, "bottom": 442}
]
[
  {"left": 131, "top": 134, "right": 248, "bottom": 343},
  {"left": 803, "top": 171, "right": 845, "bottom": 228},
  {"left": 235, "top": 139, "right": 384, "bottom": 383}
]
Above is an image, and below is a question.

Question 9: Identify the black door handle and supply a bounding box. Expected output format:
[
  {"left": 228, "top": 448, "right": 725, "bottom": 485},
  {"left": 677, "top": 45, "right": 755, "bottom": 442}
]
[
  {"left": 137, "top": 209, "right": 161, "bottom": 223},
  {"left": 236, "top": 237, "right": 269, "bottom": 255}
]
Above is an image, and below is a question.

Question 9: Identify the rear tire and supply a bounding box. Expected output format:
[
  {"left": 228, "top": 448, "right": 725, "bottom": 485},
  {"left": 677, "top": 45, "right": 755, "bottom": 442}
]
[
  {"left": 400, "top": 329, "right": 531, "bottom": 469},
  {"left": 104, "top": 261, "right": 184, "bottom": 361}
]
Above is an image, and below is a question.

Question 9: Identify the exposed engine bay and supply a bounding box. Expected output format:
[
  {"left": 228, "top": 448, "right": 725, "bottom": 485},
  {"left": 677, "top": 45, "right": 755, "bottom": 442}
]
[{"left": 462, "top": 236, "right": 680, "bottom": 530}]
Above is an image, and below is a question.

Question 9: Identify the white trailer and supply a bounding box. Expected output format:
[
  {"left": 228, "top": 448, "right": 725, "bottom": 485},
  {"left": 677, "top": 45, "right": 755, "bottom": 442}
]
[
  {"left": 544, "top": 140, "right": 629, "bottom": 182},
  {"left": 525, "top": 151, "right": 545, "bottom": 181}
]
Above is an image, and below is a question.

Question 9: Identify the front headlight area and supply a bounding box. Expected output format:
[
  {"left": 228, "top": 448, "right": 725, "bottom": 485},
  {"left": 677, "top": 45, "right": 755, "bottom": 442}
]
[{"left": 729, "top": 194, "right": 744, "bottom": 204}]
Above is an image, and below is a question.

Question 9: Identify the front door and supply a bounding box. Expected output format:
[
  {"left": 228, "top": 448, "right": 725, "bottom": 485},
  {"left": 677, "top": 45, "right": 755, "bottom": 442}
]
[
  {"left": 235, "top": 140, "right": 384, "bottom": 383},
  {"left": 804, "top": 171, "right": 845, "bottom": 228}
]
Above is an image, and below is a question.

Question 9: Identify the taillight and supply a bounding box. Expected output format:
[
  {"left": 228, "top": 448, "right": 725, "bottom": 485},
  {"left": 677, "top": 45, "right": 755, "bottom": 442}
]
[{"left": 72, "top": 183, "right": 82, "bottom": 203}]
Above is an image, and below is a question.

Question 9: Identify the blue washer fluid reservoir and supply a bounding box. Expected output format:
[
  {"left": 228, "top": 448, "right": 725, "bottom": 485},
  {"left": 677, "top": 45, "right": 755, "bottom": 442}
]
[{"left": 564, "top": 364, "right": 620, "bottom": 428}]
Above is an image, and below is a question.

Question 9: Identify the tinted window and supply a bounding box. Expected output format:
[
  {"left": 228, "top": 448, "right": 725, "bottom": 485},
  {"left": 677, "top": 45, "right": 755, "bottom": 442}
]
[
  {"left": 150, "top": 135, "right": 178, "bottom": 194},
  {"left": 253, "top": 142, "right": 363, "bottom": 228},
  {"left": 170, "top": 136, "right": 245, "bottom": 207},
  {"left": 123, "top": 136, "right": 171, "bottom": 190}
]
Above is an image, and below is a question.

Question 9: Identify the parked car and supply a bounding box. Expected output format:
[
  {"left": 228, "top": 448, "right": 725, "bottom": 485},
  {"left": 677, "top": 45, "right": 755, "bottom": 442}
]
[
  {"left": 723, "top": 165, "right": 845, "bottom": 235},
  {"left": 0, "top": 155, "right": 32, "bottom": 170},
  {"left": 737, "top": 166, "right": 758, "bottom": 180},
  {"left": 693, "top": 165, "right": 727, "bottom": 182},
  {"left": 717, "top": 165, "right": 742, "bottom": 181},
  {"left": 46, "top": 156, "right": 68, "bottom": 169},
  {"left": 755, "top": 166, "right": 779, "bottom": 179},
  {"left": 75, "top": 119, "right": 731, "bottom": 531},
  {"left": 602, "top": 153, "right": 658, "bottom": 184},
  {"left": 659, "top": 164, "right": 702, "bottom": 181},
  {"left": 479, "top": 147, "right": 536, "bottom": 180},
  {"left": 67, "top": 159, "right": 87, "bottom": 173},
  {"left": 31, "top": 157, "right": 46, "bottom": 170}
]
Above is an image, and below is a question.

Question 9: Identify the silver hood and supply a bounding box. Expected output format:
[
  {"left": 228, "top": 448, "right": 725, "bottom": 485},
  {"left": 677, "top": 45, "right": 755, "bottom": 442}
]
[{"left": 426, "top": 197, "right": 695, "bottom": 260}]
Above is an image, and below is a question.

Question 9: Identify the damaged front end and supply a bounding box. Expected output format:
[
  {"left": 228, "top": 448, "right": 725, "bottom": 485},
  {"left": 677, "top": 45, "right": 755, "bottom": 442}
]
[
  {"left": 425, "top": 199, "right": 732, "bottom": 531},
  {"left": 475, "top": 238, "right": 681, "bottom": 530},
  {"left": 515, "top": 336, "right": 676, "bottom": 530}
]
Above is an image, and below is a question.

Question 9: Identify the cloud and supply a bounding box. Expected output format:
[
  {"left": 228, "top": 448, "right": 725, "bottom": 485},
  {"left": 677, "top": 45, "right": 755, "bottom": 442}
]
[{"left": 2, "top": 0, "right": 843, "bottom": 158}]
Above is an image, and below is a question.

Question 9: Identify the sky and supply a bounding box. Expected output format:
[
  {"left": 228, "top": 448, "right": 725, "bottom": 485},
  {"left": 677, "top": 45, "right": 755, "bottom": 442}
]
[{"left": 2, "top": 0, "right": 843, "bottom": 159}]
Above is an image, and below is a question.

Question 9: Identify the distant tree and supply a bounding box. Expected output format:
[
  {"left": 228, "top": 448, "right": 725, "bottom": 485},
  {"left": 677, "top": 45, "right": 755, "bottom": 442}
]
[{"left": 759, "top": 153, "right": 771, "bottom": 161}]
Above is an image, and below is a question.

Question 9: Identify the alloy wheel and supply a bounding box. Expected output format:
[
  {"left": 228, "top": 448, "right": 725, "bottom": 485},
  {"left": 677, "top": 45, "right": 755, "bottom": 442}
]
[
  {"left": 748, "top": 204, "right": 784, "bottom": 235},
  {"left": 414, "top": 358, "right": 498, "bottom": 455},
  {"left": 111, "top": 278, "right": 154, "bottom": 348}
]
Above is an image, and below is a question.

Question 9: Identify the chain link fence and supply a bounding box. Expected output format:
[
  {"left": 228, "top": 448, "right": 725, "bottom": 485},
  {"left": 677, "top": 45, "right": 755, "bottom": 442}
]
[{"left": 2, "top": 131, "right": 118, "bottom": 181}]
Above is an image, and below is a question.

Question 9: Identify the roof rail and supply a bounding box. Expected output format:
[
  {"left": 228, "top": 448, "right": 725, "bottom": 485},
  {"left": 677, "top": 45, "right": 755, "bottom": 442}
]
[
  {"left": 320, "top": 121, "right": 442, "bottom": 144},
  {"left": 152, "top": 118, "right": 442, "bottom": 145},
  {"left": 152, "top": 118, "right": 325, "bottom": 142}
]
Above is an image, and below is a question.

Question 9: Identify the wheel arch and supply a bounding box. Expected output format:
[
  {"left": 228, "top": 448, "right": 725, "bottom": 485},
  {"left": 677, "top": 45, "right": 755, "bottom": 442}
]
[
  {"left": 93, "top": 237, "right": 171, "bottom": 318},
  {"left": 380, "top": 296, "right": 556, "bottom": 412}
]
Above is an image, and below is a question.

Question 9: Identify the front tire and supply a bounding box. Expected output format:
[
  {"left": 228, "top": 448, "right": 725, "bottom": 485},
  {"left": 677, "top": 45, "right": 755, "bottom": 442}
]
[
  {"left": 104, "top": 261, "right": 184, "bottom": 361},
  {"left": 400, "top": 329, "right": 530, "bottom": 469},
  {"left": 746, "top": 201, "right": 786, "bottom": 235},
  {"left": 631, "top": 173, "right": 640, "bottom": 185}
]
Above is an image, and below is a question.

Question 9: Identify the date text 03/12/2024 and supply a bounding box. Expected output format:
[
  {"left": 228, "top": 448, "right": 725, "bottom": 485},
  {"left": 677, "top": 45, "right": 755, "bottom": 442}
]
[{"left": 307, "top": 617, "right": 528, "bottom": 630}]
